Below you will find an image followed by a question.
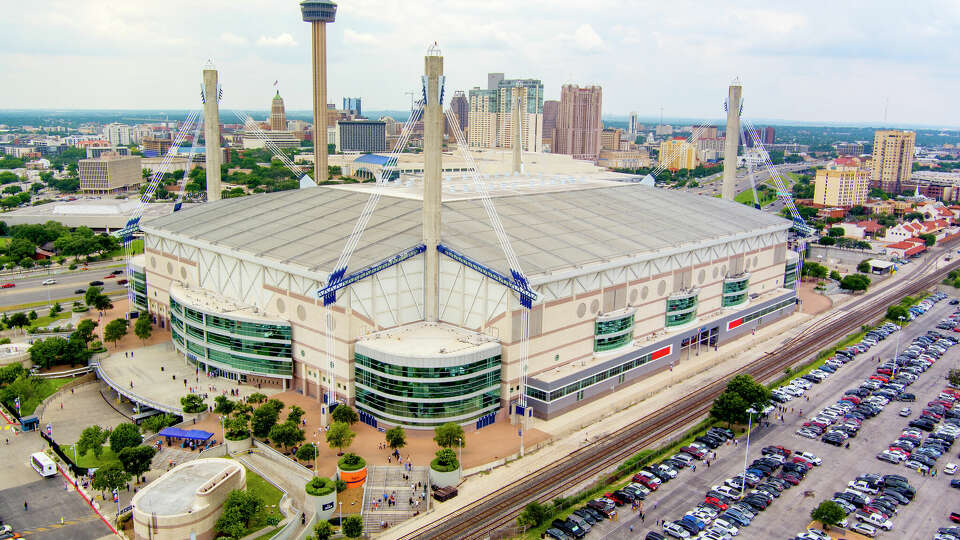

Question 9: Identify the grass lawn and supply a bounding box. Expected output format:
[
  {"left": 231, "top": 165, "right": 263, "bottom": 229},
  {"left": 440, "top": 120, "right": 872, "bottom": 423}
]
[
  {"left": 104, "top": 239, "right": 144, "bottom": 259},
  {"left": 243, "top": 465, "right": 284, "bottom": 533},
  {"left": 0, "top": 237, "right": 9, "bottom": 248},
  {"left": 8, "top": 377, "right": 74, "bottom": 416},
  {"left": 734, "top": 188, "right": 777, "bottom": 207},
  {"left": 58, "top": 444, "right": 120, "bottom": 468},
  {"left": 29, "top": 311, "right": 72, "bottom": 330}
]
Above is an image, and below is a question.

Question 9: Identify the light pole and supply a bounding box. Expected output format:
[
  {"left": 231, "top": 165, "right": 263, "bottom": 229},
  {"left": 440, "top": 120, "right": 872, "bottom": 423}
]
[
  {"left": 740, "top": 407, "right": 758, "bottom": 499},
  {"left": 338, "top": 502, "right": 342, "bottom": 529},
  {"left": 457, "top": 437, "right": 462, "bottom": 482},
  {"left": 894, "top": 315, "right": 905, "bottom": 379}
]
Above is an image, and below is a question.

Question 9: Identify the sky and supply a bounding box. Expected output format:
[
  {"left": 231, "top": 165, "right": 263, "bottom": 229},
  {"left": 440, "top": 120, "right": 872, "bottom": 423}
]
[{"left": 1, "top": 1, "right": 959, "bottom": 127}]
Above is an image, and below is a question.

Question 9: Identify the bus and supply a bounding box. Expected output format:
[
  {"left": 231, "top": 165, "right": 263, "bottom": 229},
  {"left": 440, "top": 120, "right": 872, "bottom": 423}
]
[{"left": 30, "top": 452, "right": 57, "bottom": 477}]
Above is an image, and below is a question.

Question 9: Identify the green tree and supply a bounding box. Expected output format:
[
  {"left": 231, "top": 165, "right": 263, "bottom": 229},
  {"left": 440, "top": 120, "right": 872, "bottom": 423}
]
[
  {"left": 214, "top": 395, "right": 235, "bottom": 415},
  {"left": 312, "top": 520, "right": 334, "bottom": 540},
  {"left": 104, "top": 318, "right": 128, "bottom": 348},
  {"left": 91, "top": 462, "right": 131, "bottom": 493},
  {"left": 517, "top": 501, "right": 552, "bottom": 528},
  {"left": 296, "top": 443, "right": 317, "bottom": 462},
  {"left": 76, "top": 425, "right": 110, "bottom": 459},
  {"left": 839, "top": 273, "right": 871, "bottom": 292},
  {"left": 827, "top": 227, "right": 844, "bottom": 237},
  {"left": 180, "top": 394, "right": 207, "bottom": 413},
  {"left": 84, "top": 286, "right": 103, "bottom": 307},
  {"left": 818, "top": 236, "right": 835, "bottom": 246},
  {"left": 49, "top": 301, "right": 62, "bottom": 315},
  {"left": 857, "top": 259, "right": 872, "bottom": 273},
  {"left": 947, "top": 369, "right": 960, "bottom": 388},
  {"left": 118, "top": 445, "right": 156, "bottom": 481},
  {"left": 8, "top": 312, "right": 29, "bottom": 333},
  {"left": 214, "top": 489, "right": 263, "bottom": 537},
  {"left": 134, "top": 315, "right": 152, "bottom": 343},
  {"left": 432, "top": 448, "right": 459, "bottom": 471},
  {"left": 331, "top": 404, "right": 359, "bottom": 425},
  {"left": 886, "top": 305, "right": 909, "bottom": 322},
  {"left": 709, "top": 390, "right": 749, "bottom": 426},
  {"left": 385, "top": 425, "right": 406, "bottom": 452},
  {"left": 829, "top": 270, "right": 842, "bottom": 281},
  {"left": 72, "top": 319, "right": 97, "bottom": 345},
  {"left": 109, "top": 423, "right": 142, "bottom": 454},
  {"left": 802, "top": 262, "right": 828, "bottom": 279},
  {"left": 286, "top": 404, "right": 305, "bottom": 425},
  {"left": 810, "top": 500, "right": 846, "bottom": 530},
  {"left": 27, "top": 310, "right": 37, "bottom": 321},
  {"left": 342, "top": 515, "right": 363, "bottom": 538},
  {"left": 325, "top": 421, "right": 355, "bottom": 454},
  {"left": 710, "top": 374, "right": 770, "bottom": 425},
  {"left": 918, "top": 233, "right": 936, "bottom": 246},
  {"left": 251, "top": 403, "right": 281, "bottom": 438},
  {"left": 92, "top": 294, "right": 113, "bottom": 314},
  {"left": 269, "top": 421, "right": 305, "bottom": 451},
  {"left": 433, "top": 422, "right": 465, "bottom": 449},
  {"left": 904, "top": 212, "right": 924, "bottom": 221},
  {"left": 247, "top": 392, "right": 267, "bottom": 404}
]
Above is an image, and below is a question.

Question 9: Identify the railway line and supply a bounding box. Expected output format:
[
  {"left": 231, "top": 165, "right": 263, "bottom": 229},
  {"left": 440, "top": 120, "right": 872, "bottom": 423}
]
[{"left": 399, "top": 250, "right": 960, "bottom": 540}]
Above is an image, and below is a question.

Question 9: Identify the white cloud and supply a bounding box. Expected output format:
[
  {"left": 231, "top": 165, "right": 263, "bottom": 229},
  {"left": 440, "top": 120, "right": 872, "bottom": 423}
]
[
  {"left": 256, "top": 33, "right": 297, "bottom": 47},
  {"left": 343, "top": 29, "right": 379, "bottom": 46},
  {"left": 220, "top": 32, "right": 247, "bottom": 46},
  {"left": 573, "top": 24, "right": 605, "bottom": 52}
]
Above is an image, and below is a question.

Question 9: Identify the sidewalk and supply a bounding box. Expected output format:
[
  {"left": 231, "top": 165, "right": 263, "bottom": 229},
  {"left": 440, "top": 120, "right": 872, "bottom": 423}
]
[{"left": 234, "top": 448, "right": 313, "bottom": 539}]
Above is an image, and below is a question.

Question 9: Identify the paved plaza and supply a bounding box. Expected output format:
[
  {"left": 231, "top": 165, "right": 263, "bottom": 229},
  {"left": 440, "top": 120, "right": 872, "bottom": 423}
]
[{"left": 97, "top": 343, "right": 280, "bottom": 412}]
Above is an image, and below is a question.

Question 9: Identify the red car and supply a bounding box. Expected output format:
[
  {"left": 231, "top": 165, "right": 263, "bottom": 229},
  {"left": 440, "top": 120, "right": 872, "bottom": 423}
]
[
  {"left": 841, "top": 396, "right": 861, "bottom": 405},
  {"left": 632, "top": 472, "right": 661, "bottom": 489},
  {"left": 604, "top": 491, "right": 626, "bottom": 505},
  {"left": 1, "top": 283, "right": 14, "bottom": 288},
  {"left": 777, "top": 473, "right": 800, "bottom": 485},
  {"left": 117, "top": 279, "right": 129, "bottom": 285},
  {"left": 680, "top": 446, "right": 706, "bottom": 459},
  {"left": 877, "top": 368, "right": 893, "bottom": 376},
  {"left": 704, "top": 496, "right": 728, "bottom": 510},
  {"left": 950, "top": 512, "right": 960, "bottom": 524},
  {"left": 930, "top": 400, "right": 954, "bottom": 410}
]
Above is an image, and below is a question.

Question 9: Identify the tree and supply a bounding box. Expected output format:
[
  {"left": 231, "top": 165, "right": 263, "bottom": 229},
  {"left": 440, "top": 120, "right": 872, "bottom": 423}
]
[
  {"left": 517, "top": 501, "right": 552, "bottom": 528},
  {"left": 433, "top": 422, "right": 465, "bottom": 449},
  {"left": 827, "top": 227, "right": 844, "bottom": 237},
  {"left": 118, "top": 445, "right": 156, "bottom": 481},
  {"left": 251, "top": 403, "right": 281, "bottom": 438},
  {"left": 286, "top": 404, "right": 305, "bottom": 425},
  {"left": 27, "top": 310, "right": 37, "bottom": 321},
  {"left": 180, "top": 394, "right": 207, "bottom": 413},
  {"left": 84, "top": 286, "right": 102, "bottom": 307},
  {"left": 342, "top": 515, "right": 363, "bottom": 538},
  {"left": 247, "top": 392, "right": 267, "bottom": 404},
  {"left": 829, "top": 270, "right": 842, "bottom": 281},
  {"left": 91, "top": 462, "right": 131, "bottom": 493},
  {"left": 214, "top": 395, "right": 235, "bottom": 415},
  {"left": 92, "top": 294, "right": 113, "bottom": 314},
  {"left": 385, "top": 426, "right": 406, "bottom": 452},
  {"left": 296, "top": 443, "right": 317, "bottom": 462},
  {"left": 269, "top": 421, "right": 305, "bottom": 451},
  {"left": 802, "top": 262, "right": 828, "bottom": 279},
  {"left": 709, "top": 390, "right": 749, "bottom": 426},
  {"left": 918, "top": 233, "right": 936, "bottom": 246},
  {"left": 134, "top": 315, "right": 152, "bottom": 343},
  {"left": 948, "top": 368, "right": 960, "bottom": 388},
  {"left": 840, "top": 273, "right": 871, "bottom": 292},
  {"left": 432, "top": 448, "right": 459, "bottom": 471},
  {"left": 325, "top": 421, "right": 355, "bottom": 454},
  {"left": 886, "top": 305, "right": 909, "bottom": 322},
  {"left": 104, "top": 318, "right": 128, "bottom": 348},
  {"left": 109, "top": 423, "right": 142, "bottom": 454},
  {"left": 214, "top": 489, "right": 263, "bottom": 538},
  {"left": 811, "top": 500, "right": 846, "bottom": 530},
  {"left": 312, "top": 520, "right": 334, "bottom": 540},
  {"left": 331, "top": 404, "right": 359, "bottom": 425},
  {"left": 76, "top": 425, "right": 110, "bottom": 459},
  {"left": 710, "top": 374, "right": 770, "bottom": 425},
  {"left": 818, "top": 236, "right": 835, "bottom": 246},
  {"left": 50, "top": 301, "right": 62, "bottom": 315},
  {"left": 857, "top": 259, "right": 872, "bottom": 273},
  {"left": 8, "top": 312, "right": 29, "bottom": 333}
]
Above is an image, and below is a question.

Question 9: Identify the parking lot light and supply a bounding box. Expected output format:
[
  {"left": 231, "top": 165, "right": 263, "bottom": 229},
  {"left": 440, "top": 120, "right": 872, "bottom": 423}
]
[{"left": 741, "top": 407, "right": 759, "bottom": 499}]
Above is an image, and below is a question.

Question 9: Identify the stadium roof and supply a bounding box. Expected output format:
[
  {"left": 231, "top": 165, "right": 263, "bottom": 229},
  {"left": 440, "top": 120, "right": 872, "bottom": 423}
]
[
  {"left": 142, "top": 183, "right": 790, "bottom": 282},
  {"left": 354, "top": 154, "right": 394, "bottom": 165}
]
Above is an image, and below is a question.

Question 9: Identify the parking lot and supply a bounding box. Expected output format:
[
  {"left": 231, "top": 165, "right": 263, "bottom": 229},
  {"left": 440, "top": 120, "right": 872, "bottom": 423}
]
[{"left": 558, "top": 294, "right": 960, "bottom": 540}]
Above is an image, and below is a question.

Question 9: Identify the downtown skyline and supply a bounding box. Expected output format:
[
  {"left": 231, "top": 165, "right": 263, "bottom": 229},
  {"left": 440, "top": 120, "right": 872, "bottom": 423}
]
[{"left": 1, "top": 1, "right": 959, "bottom": 127}]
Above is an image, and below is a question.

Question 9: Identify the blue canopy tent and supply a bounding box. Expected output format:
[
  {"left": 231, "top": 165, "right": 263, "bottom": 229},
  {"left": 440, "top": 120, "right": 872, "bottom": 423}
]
[{"left": 157, "top": 427, "right": 214, "bottom": 441}]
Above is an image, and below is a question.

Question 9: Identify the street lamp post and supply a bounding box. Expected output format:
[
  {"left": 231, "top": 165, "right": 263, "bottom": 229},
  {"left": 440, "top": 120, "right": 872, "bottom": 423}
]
[
  {"left": 894, "top": 315, "right": 905, "bottom": 379},
  {"left": 740, "top": 407, "right": 759, "bottom": 499},
  {"left": 457, "top": 437, "right": 462, "bottom": 482},
  {"left": 338, "top": 502, "right": 342, "bottom": 530}
]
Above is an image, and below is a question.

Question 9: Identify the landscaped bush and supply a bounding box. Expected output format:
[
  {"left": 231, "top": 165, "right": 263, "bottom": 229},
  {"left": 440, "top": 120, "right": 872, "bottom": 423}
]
[
  {"left": 304, "top": 476, "right": 336, "bottom": 497},
  {"left": 430, "top": 448, "right": 459, "bottom": 472},
  {"left": 337, "top": 452, "right": 366, "bottom": 471}
]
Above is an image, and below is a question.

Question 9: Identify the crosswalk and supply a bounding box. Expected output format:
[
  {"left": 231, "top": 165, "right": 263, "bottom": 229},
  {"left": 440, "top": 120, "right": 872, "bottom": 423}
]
[{"left": 17, "top": 514, "right": 102, "bottom": 535}]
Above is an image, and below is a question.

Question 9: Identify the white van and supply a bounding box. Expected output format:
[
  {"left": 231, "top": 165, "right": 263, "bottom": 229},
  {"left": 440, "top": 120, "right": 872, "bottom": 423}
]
[{"left": 30, "top": 452, "right": 57, "bottom": 477}]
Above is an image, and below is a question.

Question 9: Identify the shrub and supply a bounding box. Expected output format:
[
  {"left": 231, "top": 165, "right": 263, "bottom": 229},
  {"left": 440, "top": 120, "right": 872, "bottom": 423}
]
[
  {"left": 431, "top": 448, "right": 459, "bottom": 472},
  {"left": 337, "top": 452, "right": 366, "bottom": 472},
  {"left": 304, "top": 476, "right": 336, "bottom": 497}
]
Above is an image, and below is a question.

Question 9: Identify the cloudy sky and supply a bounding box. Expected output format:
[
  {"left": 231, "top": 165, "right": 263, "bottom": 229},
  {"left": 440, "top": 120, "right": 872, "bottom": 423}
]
[{"left": 1, "top": 1, "right": 958, "bottom": 126}]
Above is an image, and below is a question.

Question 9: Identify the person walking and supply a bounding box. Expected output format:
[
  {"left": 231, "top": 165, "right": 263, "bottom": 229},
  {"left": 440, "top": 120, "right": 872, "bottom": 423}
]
[{"left": 24, "top": 501, "right": 28, "bottom": 511}]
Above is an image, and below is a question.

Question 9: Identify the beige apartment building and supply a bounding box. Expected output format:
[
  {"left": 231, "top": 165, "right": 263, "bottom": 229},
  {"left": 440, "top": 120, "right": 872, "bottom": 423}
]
[
  {"left": 78, "top": 153, "right": 142, "bottom": 194},
  {"left": 659, "top": 138, "right": 699, "bottom": 170},
  {"left": 813, "top": 168, "right": 869, "bottom": 207},
  {"left": 871, "top": 130, "right": 915, "bottom": 194}
]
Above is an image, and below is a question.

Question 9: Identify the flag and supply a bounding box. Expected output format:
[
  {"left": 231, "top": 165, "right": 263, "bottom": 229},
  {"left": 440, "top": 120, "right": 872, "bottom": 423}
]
[{"left": 13, "top": 396, "right": 20, "bottom": 413}]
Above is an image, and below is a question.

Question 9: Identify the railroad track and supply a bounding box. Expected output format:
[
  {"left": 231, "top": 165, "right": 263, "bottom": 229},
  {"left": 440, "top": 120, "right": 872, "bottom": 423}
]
[{"left": 400, "top": 252, "right": 960, "bottom": 540}]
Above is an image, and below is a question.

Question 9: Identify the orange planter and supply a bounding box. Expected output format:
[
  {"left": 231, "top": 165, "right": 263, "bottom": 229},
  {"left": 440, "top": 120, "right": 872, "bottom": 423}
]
[{"left": 338, "top": 466, "right": 367, "bottom": 489}]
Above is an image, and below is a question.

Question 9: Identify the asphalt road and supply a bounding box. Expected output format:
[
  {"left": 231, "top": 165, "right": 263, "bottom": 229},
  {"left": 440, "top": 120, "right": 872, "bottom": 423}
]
[
  {"left": 0, "top": 265, "right": 126, "bottom": 308},
  {"left": 688, "top": 163, "right": 814, "bottom": 201},
  {"left": 591, "top": 297, "right": 959, "bottom": 539}
]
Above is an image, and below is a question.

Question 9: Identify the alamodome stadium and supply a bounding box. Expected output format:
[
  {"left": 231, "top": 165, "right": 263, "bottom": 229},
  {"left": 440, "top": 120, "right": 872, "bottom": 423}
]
[{"left": 131, "top": 51, "right": 799, "bottom": 430}]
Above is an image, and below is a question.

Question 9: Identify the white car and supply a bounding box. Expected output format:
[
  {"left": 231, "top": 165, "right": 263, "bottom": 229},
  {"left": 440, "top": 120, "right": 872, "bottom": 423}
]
[
  {"left": 944, "top": 463, "right": 958, "bottom": 475},
  {"left": 663, "top": 521, "right": 691, "bottom": 538},
  {"left": 41, "top": 278, "right": 56, "bottom": 285},
  {"left": 712, "top": 519, "right": 739, "bottom": 536},
  {"left": 802, "top": 529, "right": 830, "bottom": 540},
  {"left": 859, "top": 513, "right": 893, "bottom": 531}
]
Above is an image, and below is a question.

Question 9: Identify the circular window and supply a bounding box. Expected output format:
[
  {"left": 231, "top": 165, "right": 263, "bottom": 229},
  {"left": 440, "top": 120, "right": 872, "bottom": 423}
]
[
  {"left": 697, "top": 270, "right": 706, "bottom": 284},
  {"left": 712, "top": 267, "right": 718, "bottom": 279},
  {"left": 590, "top": 299, "right": 600, "bottom": 314},
  {"left": 276, "top": 298, "right": 286, "bottom": 314},
  {"left": 576, "top": 303, "right": 586, "bottom": 318},
  {"left": 641, "top": 286, "right": 649, "bottom": 300},
  {"left": 166, "top": 262, "right": 173, "bottom": 274},
  {"left": 657, "top": 281, "right": 666, "bottom": 296},
  {"left": 150, "top": 256, "right": 156, "bottom": 269},
  {"left": 180, "top": 267, "right": 187, "bottom": 279},
  {"left": 297, "top": 305, "right": 306, "bottom": 321},
  {"left": 629, "top": 289, "right": 638, "bottom": 304}
]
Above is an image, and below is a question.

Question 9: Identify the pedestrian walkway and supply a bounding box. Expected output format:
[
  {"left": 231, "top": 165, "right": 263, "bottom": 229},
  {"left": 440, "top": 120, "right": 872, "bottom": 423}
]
[
  {"left": 234, "top": 448, "right": 312, "bottom": 538},
  {"left": 361, "top": 465, "right": 429, "bottom": 534}
]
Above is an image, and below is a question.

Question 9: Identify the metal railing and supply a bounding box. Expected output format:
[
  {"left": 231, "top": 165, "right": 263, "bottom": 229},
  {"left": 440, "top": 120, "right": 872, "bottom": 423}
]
[{"left": 94, "top": 361, "right": 184, "bottom": 415}]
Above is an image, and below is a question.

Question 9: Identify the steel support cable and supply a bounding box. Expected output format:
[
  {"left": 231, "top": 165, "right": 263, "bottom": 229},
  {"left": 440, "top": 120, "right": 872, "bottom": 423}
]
[
  {"left": 233, "top": 112, "right": 300, "bottom": 174},
  {"left": 651, "top": 123, "right": 708, "bottom": 177},
  {"left": 135, "top": 110, "right": 199, "bottom": 215},
  {"left": 173, "top": 119, "right": 205, "bottom": 205}
]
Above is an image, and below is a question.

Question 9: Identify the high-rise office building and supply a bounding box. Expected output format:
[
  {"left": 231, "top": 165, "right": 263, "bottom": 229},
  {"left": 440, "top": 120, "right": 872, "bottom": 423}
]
[
  {"left": 487, "top": 72, "right": 504, "bottom": 91},
  {"left": 554, "top": 84, "right": 602, "bottom": 162},
  {"left": 467, "top": 76, "right": 543, "bottom": 152},
  {"left": 103, "top": 123, "right": 133, "bottom": 146},
  {"left": 335, "top": 120, "right": 386, "bottom": 152},
  {"left": 270, "top": 91, "right": 287, "bottom": 131},
  {"left": 542, "top": 100, "right": 559, "bottom": 149},
  {"left": 628, "top": 112, "right": 641, "bottom": 135},
  {"left": 871, "top": 130, "right": 915, "bottom": 194},
  {"left": 78, "top": 153, "right": 142, "bottom": 194},
  {"left": 600, "top": 128, "right": 622, "bottom": 151},
  {"left": 450, "top": 91, "right": 468, "bottom": 132},
  {"left": 343, "top": 97, "right": 362, "bottom": 117}
]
